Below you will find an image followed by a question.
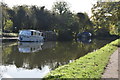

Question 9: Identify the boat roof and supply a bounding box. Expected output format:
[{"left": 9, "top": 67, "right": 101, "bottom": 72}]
[{"left": 19, "top": 30, "right": 42, "bottom": 33}]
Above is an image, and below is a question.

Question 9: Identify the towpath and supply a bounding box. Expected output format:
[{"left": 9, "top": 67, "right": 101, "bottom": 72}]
[{"left": 102, "top": 48, "right": 119, "bottom": 78}]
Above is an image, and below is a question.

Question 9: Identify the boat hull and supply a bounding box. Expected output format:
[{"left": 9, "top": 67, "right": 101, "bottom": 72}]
[{"left": 18, "top": 35, "right": 44, "bottom": 42}]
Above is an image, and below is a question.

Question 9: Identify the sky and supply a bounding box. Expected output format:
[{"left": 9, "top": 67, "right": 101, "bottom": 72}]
[{"left": 2, "top": 0, "right": 97, "bottom": 17}]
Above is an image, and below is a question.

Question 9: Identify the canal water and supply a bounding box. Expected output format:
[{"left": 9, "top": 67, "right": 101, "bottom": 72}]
[{"left": 0, "top": 39, "right": 115, "bottom": 78}]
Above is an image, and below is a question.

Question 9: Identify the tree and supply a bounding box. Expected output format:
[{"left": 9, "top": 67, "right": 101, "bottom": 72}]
[
  {"left": 52, "top": 1, "right": 70, "bottom": 15},
  {"left": 77, "top": 13, "right": 93, "bottom": 32},
  {"left": 1, "top": 1, "right": 95, "bottom": 40},
  {"left": 10, "top": 5, "right": 31, "bottom": 32},
  {"left": 91, "top": 1, "right": 120, "bottom": 36},
  {"left": 1, "top": 2, "right": 9, "bottom": 32},
  {"left": 4, "top": 20, "right": 13, "bottom": 32}
]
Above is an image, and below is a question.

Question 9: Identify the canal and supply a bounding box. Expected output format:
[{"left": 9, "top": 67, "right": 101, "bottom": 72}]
[{"left": 0, "top": 38, "right": 115, "bottom": 78}]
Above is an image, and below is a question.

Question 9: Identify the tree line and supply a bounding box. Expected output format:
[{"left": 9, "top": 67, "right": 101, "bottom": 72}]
[{"left": 1, "top": 1, "right": 120, "bottom": 40}]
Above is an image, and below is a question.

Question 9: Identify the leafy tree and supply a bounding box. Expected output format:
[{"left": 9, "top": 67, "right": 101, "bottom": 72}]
[
  {"left": 15, "top": 6, "right": 28, "bottom": 30},
  {"left": 52, "top": 1, "right": 70, "bottom": 15},
  {"left": 1, "top": 1, "right": 95, "bottom": 40},
  {"left": 91, "top": 1, "right": 120, "bottom": 36},
  {"left": 4, "top": 20, "right": 13, "bottom": 32},
  {"left": 77, "top": 13, "right": 93, "bottom": 32},
  {"left": 29, "top": 6, "right": 38, "bottom": 29},
  {"left": 1, "top": 2, "right": 9, "bottom": 32}
]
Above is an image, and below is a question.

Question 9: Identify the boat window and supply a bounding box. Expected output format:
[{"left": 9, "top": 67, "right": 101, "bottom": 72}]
[
  {"left": 31, "top": 47, "right": 32, "bottom": 51},
  {"left": 35, "top": 32, "right": 37, "bottom": 35},
  {"left": 33, "top": 32, "right": 36, "bottom": 35},
  {"left": 36, "top": 32, "right": 39, "bottom": 36},
  {"left": 41, "top": 33, "right": 43, "bottom": 36},
  {"left": 31, "top": 31, "right": 33, "bottom": 35},
  {"left": 19, "top": 30, "right": 31, "bottom": 36}
]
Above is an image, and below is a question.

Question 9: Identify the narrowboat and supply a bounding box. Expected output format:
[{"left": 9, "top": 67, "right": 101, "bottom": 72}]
[{"left": 18, "top": 30, "right": 44, "bottom": 42}]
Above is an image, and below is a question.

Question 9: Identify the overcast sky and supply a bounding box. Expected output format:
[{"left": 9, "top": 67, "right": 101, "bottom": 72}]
[{"left": 3, "top": 0, "right": 97, "bottom": 17}]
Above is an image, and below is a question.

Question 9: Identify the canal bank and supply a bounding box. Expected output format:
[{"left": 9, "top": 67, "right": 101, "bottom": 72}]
[
  {"left": 45, "top": 39, "right": 119, "bottom": 78},
  {"left": 0, "top": 37, "right": 18, "bottom": 42}
]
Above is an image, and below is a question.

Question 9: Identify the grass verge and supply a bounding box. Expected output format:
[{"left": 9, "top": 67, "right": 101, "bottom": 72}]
[{"left": 45, "top": 39, "right": 119, "bottom": 79}]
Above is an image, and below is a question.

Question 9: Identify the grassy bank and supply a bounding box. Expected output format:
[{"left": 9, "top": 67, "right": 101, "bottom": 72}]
[
  {"left": 45, "top": 39, "right": 119, "bottom": 79},
  {"left": 2, "top": 33, "right": 18, "bottom": 37}
]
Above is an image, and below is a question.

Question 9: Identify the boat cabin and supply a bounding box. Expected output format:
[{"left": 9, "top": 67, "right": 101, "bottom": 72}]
[{"left": 18, "top": 30, "right": 44, "bottom": 42}]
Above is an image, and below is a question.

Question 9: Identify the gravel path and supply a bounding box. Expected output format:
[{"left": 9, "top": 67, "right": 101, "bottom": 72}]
[{"left": 102, "top": 48, "right": 119, "bottom": 78}]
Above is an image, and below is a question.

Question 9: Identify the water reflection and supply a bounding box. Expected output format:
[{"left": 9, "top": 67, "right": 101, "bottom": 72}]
[
  {"left": 1, "top": 39, "right": 115, "bottom": 78},
  {"left": 77, "top": 37, "right": 92, "bottom": 44},
  {"left": 0, "top": 65, "right": 50, "bottom": 78},
  {"left": 18, "top": 42, "right": 43, "bottom": 53}
]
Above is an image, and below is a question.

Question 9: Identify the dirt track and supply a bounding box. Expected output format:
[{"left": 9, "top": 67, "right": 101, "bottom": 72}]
[{"left": 102, "top": 48, "right": 119, "bottom": 78}]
